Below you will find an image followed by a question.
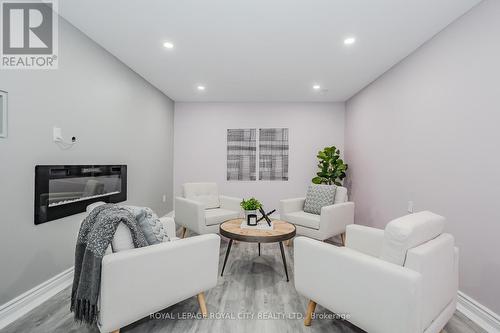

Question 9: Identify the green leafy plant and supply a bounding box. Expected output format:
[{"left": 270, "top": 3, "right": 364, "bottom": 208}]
[
  {"left": 312, "top": 146, "right": 348, "bottom": 186},
  {"left": 240, "top": 197, "right": 262, "bottom": 211}
]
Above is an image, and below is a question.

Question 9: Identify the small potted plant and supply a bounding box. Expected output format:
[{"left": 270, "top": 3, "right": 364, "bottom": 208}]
[{"left": 240, "top": 197, "right": 262, "bottom": 220}]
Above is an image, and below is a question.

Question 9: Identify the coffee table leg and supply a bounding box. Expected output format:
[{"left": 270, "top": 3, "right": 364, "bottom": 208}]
[
  {"left": 221, "top": 239, "right": 233, "bottom": 276},
  {"left": 279, "top": 241, "right": 289, "bottom": 282},
  {"left": 258, "top": 243, "right": 261, "bottom": 256}
]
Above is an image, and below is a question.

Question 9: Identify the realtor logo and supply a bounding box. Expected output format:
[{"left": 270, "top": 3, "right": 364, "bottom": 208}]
[{"left": 1, "top": 0, "right": 58, "bottom": 69}]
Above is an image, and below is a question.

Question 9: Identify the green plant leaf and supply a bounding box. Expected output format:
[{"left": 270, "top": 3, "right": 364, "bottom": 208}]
[
  {"left": 312, "top": 177, "right": 322, "bottom": 184},
  {"left": 240, "top": 197, "right": 262, "bottom": 210}
]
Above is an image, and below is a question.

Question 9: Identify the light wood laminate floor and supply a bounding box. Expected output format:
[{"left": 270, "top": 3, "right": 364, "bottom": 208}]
[{"left": 1, "top": 238, "right": 486, "bottom": 333}]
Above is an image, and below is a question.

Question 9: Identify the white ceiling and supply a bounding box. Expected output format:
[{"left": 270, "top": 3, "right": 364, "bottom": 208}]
[{"left": 58, "top": 0, "right": 481, "bottom": 102}]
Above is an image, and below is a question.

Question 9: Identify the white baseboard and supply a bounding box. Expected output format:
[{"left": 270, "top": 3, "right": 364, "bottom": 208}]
[
  {"left": 457, "top": 291, "right": 500, "bottom": 333},
  {"left": 0, "top": 267, "right": 74, "bottom": 330}
]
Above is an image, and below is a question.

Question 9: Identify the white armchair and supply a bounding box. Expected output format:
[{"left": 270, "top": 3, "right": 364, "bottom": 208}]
[
  {"left": 294, "top": 211, "right": 459, "bottom": 333},
  {"left": 84, "top": 204, "right": 221, "bottom": 333},
  {"left": 175, "top": 183, "right": 242, "bottom": 236},
  {"left": 280, "top": 186, "right": 354, "bottom": 243}
]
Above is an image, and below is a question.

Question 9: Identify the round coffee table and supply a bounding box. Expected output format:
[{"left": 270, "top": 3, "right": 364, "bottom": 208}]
[{"left": 219, "top": 219, "right": 296, "bottom": 281}]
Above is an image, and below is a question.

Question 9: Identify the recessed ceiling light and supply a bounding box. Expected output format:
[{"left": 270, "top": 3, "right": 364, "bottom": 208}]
[
  {"left": 344, "top": 37, "right": 356, "bottom": 45},
  {"left": 163, "top": 41, "right": 174, "bottom": 49},
  {"left": 313, "top": 84, "right": 321, "bottom": 90},
  {"left": 197, "top": 85, "right": 206, "bottom": 91}
]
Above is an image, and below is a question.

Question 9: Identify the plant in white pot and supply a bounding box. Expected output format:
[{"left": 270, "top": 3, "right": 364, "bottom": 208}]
[{"left": 240, "top": 197, "right": 262, "bottom": 220}]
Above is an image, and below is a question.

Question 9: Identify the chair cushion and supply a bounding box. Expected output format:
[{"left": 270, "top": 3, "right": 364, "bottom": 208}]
[
  {"left": 205, "top": 208, "right": 240, "bottom": 226},
  {"left": 111, "top": 224, "right": 171, "bottom": 253},
  {"left": 380, "top": 211, "right": 446, "bottom": 266},
  {"left": 111, "top": 223, "right": 135, "bottom": 252},
  {"left": 183, "top": 182, "right": 220, "bottom": 209},
  {"left": 334, "top": 186, "right": 348, "bottom": 204},
  {"left": 99, "top": 202, "right": 170, "bottom": 252},
  {"left": 284, "top": 211, "right": 321, "bottom": 229},
  {"left": 303, "top": 184, "right": 336, "bottom": 215},
  {"left": 124, "top": 206, "right": 169, "bottom": 245}
]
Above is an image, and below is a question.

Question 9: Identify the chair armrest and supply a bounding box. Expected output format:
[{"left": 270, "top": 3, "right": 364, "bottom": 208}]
[
  {"left": 279, "top": 197, "right": 306, "bottom": 215},
  {"left": 346, "top": 224, "right": 384, "bottom": 257},
  {"left": 219, "top": 195, "right": 243, "bottom": 215},
  {"left": 159, "top": 216, "right": 177, "bottom": 239},
  {"left": 319, "top": 202, "right": 354, "bottom": 236},
  {"left": 294, "top": 237, "right": 422, "bottom": 333},
  {"left": 405, "top": 234, "right": 458, "bottom": 329},
  {"left": 174, "top": 197, "right": 205, "bottom": 234},
  {"left": 99, "top": 234, "right": 220, "bottom": 332}
]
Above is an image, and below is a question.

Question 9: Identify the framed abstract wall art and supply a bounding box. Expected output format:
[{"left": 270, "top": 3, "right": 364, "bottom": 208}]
[
  {"left": 259, "top": 128, "right": 288, "bottom": 181},
  {"left": 227, "top": 129, "right": 256, "bottom": 180}
]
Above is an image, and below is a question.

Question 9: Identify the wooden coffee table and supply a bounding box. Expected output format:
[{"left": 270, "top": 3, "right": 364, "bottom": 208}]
[{"left": 219, "top": 219, "right": 296, "bottom": 281}]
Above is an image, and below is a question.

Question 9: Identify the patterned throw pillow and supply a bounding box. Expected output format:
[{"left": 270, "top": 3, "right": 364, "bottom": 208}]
[
  {"left": 303, "top": 184, "right": 337, "bottom": 215},
  {"left": 124, "top": 206, "right": 169, "bottom": 245}
]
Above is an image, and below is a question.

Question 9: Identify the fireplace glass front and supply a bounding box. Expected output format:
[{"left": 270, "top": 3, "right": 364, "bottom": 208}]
[{"left": 35, "top": 165, "right": 127, "bottom": 225}]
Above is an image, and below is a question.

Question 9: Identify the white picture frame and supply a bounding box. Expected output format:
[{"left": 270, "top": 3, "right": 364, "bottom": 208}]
[{"left": 0, "top": 90, "right": 7, "bottom": 138}]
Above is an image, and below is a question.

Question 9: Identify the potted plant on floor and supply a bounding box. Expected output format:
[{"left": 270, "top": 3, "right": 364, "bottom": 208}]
[
  {"left": 240, "top": 197, "right": 262, "bottom": 220},
  {"left": 312, "top": 145, "right": 348, "bottom": 186}
]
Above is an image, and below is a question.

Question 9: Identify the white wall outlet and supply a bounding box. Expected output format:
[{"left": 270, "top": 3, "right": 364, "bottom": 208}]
[
  {"left": 162, "top": 194, "right": 167, "bottom": 203},
  {"left": 407, "top": 200, "right": 414, "bottom": 213},
  {"left": 53, "top": 127, "right": 62, "bottom": 142}
]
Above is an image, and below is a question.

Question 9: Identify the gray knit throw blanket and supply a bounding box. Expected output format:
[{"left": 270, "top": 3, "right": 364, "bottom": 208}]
[{"left": 70, "top": 204, "right": 148, "bottom": 325}]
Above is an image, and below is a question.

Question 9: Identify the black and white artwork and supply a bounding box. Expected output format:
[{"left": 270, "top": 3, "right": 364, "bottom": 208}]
[
  {"left": 227, "top": 129, "right": 256, "bottom": 181},
  {"left": 0, "top": 91, "right": 7, "bottom": 138},
  {"left": 259, "top": 128, "right": 289, "bottom": 181}
]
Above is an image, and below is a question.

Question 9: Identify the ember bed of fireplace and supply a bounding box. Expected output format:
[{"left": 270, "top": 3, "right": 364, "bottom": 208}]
[{"left": 34, "top": 165, "right": 127, "bottom": 225}]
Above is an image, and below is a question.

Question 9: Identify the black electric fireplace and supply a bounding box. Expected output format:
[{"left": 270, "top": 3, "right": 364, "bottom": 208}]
[{"left": 34, "top": 165, "right": 127, "bottom": 225}]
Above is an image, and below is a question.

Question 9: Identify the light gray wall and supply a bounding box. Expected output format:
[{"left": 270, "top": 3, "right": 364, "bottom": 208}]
[
  {"left": 174, "top": 102, "right": 345, "bottom": 209},
  {"left": 345, "top": 0, "right": 500, "bottom": 314},
  {"left": 0, "top": 18, "right": 174, "bottom": 305}
]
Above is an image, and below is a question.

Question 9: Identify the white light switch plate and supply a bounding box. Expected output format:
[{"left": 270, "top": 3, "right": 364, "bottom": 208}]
[{"left": 53, "top": 127, "right": 62, "bottom": 141}]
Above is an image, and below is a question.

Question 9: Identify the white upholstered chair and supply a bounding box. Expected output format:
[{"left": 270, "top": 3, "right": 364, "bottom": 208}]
[
  {"left": 174, "top": 182, "right": 243, "bottom": 237},
  {"left": 294, "top": 211, "right": 459, "bottom": 333},
  {"left": 85, "top": 203, "right": 221, "bottom": 333},
  {"left": 279, "top": 186, "right": 354, "bottom": 244}
]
